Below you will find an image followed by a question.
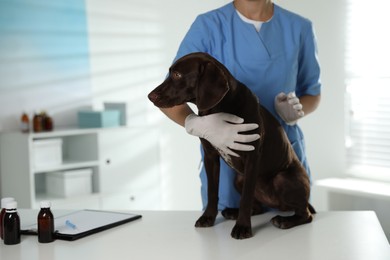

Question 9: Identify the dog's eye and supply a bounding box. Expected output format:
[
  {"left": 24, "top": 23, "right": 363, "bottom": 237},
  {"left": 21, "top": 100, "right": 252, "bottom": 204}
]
[{"left": 172, "top": 71, "right": 182, "bottom": 80}]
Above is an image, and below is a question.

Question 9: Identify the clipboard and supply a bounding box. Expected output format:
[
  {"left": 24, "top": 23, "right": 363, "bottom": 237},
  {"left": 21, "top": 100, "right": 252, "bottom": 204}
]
[{"left": 22, "top": 210, "right": 142, "bottom": 241}]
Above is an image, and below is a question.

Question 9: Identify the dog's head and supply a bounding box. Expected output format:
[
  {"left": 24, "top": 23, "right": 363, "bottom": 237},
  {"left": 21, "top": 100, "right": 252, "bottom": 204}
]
[{"left": 148, "top": 52, "right": 230, "bottom": 111}]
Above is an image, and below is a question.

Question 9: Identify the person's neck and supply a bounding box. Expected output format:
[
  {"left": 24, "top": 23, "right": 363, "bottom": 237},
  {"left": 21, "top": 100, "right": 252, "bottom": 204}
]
[{"left": 233, "top": 0, "right": 274, "bottom": 22}]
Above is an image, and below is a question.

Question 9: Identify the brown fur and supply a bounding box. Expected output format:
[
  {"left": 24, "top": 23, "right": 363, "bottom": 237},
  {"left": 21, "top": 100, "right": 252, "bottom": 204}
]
[{"left": 148, "top": 52, "right": 315, "bottom": 239}]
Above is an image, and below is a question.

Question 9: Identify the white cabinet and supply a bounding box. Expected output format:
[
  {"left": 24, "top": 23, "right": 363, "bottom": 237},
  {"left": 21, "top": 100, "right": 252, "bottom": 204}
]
[
  {"left": 98, "top": 128, "right": 161, "bottom": 210},
  {"left": 0, "top": 127, "right": 161, "bottom": 210}
]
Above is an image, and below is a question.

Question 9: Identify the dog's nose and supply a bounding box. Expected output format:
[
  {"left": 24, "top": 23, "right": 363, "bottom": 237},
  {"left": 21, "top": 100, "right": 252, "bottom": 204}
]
[{"left": 148, "top": 92, "right": 159, "bottom": 103}]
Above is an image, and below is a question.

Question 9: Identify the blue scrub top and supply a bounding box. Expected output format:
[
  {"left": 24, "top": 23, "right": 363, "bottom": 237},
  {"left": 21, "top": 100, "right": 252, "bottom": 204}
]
[{"left": 173, "top": 3, "right": 321, "bottom": 210}]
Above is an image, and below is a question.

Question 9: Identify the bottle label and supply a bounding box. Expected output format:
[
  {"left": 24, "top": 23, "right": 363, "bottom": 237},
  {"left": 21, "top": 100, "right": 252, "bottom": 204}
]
[{"left": 21, "top": 122, "right": 29, "bottom": 131}]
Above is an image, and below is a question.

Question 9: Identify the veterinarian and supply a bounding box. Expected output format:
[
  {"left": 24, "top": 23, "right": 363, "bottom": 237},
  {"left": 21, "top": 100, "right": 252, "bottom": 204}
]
[{"left": 160, "top": 0, "right": 321, "bottom": 210}]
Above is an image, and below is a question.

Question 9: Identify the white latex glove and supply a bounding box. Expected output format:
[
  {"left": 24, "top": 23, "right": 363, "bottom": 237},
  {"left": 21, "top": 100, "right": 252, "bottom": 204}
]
[
  {"left": 185, "top": 112, "right": 260, "bottom": 157},
  {"left": 274, "top": 92, "right": 304, "bottom": 126}
]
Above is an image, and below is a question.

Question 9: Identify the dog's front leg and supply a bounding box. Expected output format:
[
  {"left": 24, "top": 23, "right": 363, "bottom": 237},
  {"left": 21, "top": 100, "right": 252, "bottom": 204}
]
[
  {"left": 195, "top": 140, "right": 220, "bottom": 227},
  {"left": 231, "top": 159, "right": 258, "bottom": 239}
]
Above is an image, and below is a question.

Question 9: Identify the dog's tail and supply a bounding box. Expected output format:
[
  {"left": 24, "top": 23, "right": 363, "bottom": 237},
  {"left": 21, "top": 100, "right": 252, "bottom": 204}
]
[{"left": 308, "top": 203, "right": 316, "bottom": 214}]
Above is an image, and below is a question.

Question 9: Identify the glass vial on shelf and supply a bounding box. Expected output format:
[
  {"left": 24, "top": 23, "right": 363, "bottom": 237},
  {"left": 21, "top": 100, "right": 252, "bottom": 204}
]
[
  {"left": 3, "top": 201, "right": 21, "bottom": 245},
  {"left": 33, "top": 112, "right": 43, "bottom": 132},
  {"left": 0, "top": 197, "right": 15, "bottom": 240},
  {"left": 37, "top": 201, "right": 55, "bottom": 243},
  {"left": 43, "top": 114, "right": 54, "bottom": 131},
  {"left": 20, "top": 112, "right": 30, "bottom": 133}
]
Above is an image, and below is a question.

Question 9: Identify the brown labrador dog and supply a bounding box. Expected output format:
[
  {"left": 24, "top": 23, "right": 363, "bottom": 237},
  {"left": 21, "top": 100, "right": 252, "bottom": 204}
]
[{"left": 148, "top": 52, "right": 315, "bottom": 239}]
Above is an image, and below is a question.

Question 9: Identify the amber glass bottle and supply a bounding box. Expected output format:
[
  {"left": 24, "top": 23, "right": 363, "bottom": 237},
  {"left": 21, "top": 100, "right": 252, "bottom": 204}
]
[
  {"left": 3, "top": 201, "right": 21, "bottom": 245},
  {"left": 33, "top": 112, "right": 43, "bottom": 132},
  {"left": 20, "top": 112, "right": 30, "bottom": 133},
  {"left": 37, "top": 201, "right": 55, "bottom": 243},
  {"left": 0, "top": 197, "right": 15, "bottom": 240}
]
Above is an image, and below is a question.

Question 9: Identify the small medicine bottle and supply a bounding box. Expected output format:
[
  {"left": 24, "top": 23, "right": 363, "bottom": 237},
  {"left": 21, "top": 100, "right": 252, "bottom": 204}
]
[
  {"left": 43, "top": 114, "right": 54, "bottom": 131},
  {"left": 37, "top": 201, "right": 55, "bottom": 243},
  {"left": 33, "top": 112, "right": 43, "bottom": 132},
  {"left": 3, "top": 201, "right": 21, "bottom": 245},
  {"left": 0, "top": 197, "right": 15, "bottom": 240},
  {"left": 20, "top": 112, "right": 30, "bottom": 133}
]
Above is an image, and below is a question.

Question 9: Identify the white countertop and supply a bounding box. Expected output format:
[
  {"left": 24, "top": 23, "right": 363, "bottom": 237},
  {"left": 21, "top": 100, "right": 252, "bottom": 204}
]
[{"left": 1, "top": 210, "right": 389, "bottom": 260}]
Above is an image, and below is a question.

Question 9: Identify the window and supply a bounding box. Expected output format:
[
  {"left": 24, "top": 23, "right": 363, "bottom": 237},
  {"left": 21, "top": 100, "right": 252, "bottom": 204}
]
[{"left": 345, "top": 0, "right": 390, "bottom": 181}]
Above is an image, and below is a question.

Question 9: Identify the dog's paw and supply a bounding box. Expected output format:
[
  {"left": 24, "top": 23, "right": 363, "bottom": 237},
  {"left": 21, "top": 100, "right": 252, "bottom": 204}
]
[
  {"left": 271, "top": 215, "right": 290, "bottom": 229},
  {"left": 221, "top": 208, "right": 239, "bottom": 220},
  {"left": 230, "top": 224, "right": 253, "bottom": 239},
  {"left": 195, "top": 215, "right": 215, "bottom": 227},
  {"left": 271, "top": 214, "right": 312, "bottom": 229}
]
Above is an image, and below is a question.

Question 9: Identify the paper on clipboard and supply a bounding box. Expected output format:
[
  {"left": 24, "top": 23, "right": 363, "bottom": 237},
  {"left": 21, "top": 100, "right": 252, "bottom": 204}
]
[{"left": 22, "top": 210, "right": 142, "bottom": 241}]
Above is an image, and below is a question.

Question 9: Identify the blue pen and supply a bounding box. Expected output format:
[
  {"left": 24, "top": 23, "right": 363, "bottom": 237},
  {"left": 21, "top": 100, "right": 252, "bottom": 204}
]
[{"left": 65, "top": 220, "right": 77, "bottom": 230}]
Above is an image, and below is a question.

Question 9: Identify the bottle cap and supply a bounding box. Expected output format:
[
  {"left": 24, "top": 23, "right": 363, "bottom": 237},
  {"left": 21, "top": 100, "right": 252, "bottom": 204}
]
[
  {"left": 40, "top": 201, "right": 51, "bottom": 208},
  {"left": 5, "top": 201, "right": 17, "bottom": 210},
  {"left": 1, "top": 197, "right": 15, "bottom": 208}
]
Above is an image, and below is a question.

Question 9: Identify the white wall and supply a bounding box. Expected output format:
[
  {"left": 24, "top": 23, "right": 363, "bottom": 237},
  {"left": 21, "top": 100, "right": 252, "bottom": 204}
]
[
  {"left": 1, "top": 0, "right": 377, "bottom": 215},
  {"left": 0, "top": 1, "right": 92, "bottom": 131}
]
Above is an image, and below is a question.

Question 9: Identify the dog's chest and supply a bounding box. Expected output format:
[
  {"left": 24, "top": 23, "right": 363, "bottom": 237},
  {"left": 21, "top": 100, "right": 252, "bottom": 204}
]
[
  {"left": 215, "top": 147, "right": 233, "bottom": 166},
  {"left": 214, "top": 147, "right": 245, "bottom": 175}
]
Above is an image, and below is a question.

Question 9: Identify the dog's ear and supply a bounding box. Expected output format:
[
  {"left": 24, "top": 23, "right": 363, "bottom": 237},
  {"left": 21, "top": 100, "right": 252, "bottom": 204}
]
[{"left": 197, "top": 61, "right": 230, "bottom": 111}]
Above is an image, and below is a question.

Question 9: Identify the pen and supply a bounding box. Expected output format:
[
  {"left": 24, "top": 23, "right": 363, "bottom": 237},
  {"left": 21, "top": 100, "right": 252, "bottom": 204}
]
[{"left": 65, "top": 220, "right": 77, "bottom": 230}]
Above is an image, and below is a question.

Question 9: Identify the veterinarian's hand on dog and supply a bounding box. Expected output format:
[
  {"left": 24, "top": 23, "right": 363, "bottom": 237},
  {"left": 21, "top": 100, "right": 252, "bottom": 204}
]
[
  {"left": 275, "top": 92, "right": 305, "bottom": 126},
  {"left": 185, "top": 113, "right": 260, "bottom": 157}
]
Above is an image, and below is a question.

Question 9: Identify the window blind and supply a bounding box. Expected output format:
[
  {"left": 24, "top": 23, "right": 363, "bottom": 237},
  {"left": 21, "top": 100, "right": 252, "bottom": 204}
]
[
  {"left": 345, "top": 0, "right": 390, "bottom": 177},
  {"left": 0, "top": 0, "right": 92, "bottom": 129}
]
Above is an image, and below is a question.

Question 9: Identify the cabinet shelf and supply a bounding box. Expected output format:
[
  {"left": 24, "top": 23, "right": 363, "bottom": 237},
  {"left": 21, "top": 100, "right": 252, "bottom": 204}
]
[
  {"left": 1, "top": 127, "right": 161, "bottom": 210},
  {"left": 30, "top": 127, "right": 106, "bottom": 139},
  {"left": 33, "top": 160, "right": 100, "bottom": 174},
  {"left": 0, "top": 129, "right": 101, "bottom": 208}
]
